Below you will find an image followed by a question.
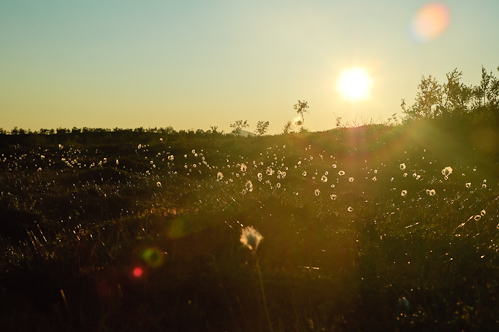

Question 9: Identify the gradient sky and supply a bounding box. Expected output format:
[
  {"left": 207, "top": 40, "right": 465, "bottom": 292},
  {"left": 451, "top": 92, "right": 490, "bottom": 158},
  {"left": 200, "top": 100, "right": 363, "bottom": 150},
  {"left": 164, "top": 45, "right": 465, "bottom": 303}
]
[{"left": 1, "top": 0, "right": 498, "bottom": 134}]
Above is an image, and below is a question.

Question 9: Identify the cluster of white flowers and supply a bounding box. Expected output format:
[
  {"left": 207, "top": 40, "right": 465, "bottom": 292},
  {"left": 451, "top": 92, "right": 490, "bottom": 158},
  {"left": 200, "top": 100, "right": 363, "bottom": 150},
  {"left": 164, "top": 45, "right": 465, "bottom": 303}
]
[{"left": 426, "top": 189, "right": 436, "bottom": 196}]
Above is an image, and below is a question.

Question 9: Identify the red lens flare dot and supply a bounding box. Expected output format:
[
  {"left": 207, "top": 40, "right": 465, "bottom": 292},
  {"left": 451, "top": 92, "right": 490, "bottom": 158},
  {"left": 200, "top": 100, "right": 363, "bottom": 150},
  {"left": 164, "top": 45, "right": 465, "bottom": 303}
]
[{"left": 132, "top": 267, "right": 143, "bottom": 277}]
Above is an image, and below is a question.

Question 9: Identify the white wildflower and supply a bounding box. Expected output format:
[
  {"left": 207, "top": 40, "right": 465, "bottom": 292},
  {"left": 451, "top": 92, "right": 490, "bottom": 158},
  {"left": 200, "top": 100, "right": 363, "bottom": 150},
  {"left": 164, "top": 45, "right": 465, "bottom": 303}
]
[
  {"left": 442, "top": 166, "right": 453, "bottom": 179},
  {"left": 245, "top": 180, "right": 253, "bottom": 192},
  {"left": 240, "top": 226, "right": 263, "bottom": 251}
]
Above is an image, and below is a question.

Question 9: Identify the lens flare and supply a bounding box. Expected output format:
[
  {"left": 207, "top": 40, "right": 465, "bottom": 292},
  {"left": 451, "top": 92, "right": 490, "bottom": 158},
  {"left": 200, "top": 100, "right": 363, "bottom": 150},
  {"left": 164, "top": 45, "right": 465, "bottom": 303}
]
[
  {"left": 133, "top": 267, "right": 143, "bottom": 277},
  {"left": 411, "top": 2, "right": 451, "bottom": 42},
  {"left": 142, "top": 247, "right": 165, "bottom": 268}
]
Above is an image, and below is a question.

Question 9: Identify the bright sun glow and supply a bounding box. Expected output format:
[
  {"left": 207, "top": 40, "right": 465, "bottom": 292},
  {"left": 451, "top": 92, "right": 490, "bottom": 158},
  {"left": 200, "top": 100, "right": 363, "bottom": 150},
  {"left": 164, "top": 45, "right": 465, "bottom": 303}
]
[{"left": 337, "top": 67, "right": 373, "bottom": 101}]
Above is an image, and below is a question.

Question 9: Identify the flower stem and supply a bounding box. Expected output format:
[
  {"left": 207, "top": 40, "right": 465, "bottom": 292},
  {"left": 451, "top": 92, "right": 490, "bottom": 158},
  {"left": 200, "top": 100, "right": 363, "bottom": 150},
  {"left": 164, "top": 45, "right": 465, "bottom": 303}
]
[{"left": 255, "top": 256, "right": 273, "bottom": 332}]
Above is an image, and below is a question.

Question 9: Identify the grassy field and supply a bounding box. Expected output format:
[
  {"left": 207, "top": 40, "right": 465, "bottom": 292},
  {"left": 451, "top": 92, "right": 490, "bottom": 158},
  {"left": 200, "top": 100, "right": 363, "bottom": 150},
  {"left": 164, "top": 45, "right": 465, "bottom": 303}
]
[{"left": 0, "top": 120, "right": 498, "bottom": 331}]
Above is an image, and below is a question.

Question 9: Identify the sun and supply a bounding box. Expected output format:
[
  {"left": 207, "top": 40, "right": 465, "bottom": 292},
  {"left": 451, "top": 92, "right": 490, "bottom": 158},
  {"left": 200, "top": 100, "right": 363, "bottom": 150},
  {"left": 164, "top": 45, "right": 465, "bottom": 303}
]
[{"left": 337, "top": 67, "right": 373, "bottom": 101}]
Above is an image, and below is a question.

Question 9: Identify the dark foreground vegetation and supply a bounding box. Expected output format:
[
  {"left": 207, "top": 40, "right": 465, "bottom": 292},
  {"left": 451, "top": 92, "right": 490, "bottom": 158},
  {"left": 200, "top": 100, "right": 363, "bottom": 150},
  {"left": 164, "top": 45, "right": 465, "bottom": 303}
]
[
  {"left": 1, "top": 66, "right": 499, "bottom": 331},
  {"left": 1, "top": 116, "right": 498, "bottom": 332}
]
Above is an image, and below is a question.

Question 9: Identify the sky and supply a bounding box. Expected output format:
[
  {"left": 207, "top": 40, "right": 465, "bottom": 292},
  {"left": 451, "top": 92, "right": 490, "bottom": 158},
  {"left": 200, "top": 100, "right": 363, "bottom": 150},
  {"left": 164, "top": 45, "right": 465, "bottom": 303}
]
[{"left": 1, "top": 0, "right": 498, "bottom": 134}]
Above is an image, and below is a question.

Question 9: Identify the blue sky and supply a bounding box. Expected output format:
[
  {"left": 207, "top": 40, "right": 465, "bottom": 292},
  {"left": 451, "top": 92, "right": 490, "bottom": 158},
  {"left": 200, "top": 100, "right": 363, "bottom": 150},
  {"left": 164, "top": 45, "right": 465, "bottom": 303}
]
[{"left": 1, "top": 0, "right": 498, "bottom": 133}]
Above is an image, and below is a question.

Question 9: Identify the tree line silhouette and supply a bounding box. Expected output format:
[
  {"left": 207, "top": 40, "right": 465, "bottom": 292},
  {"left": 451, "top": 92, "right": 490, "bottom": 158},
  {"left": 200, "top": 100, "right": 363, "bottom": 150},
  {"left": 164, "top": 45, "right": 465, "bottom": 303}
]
[
  {"left": 2, "top": 66, "right": 498, "bottom": 138},
  {"left": 401, "top": 66, "right": 499, "bottom": 126}
]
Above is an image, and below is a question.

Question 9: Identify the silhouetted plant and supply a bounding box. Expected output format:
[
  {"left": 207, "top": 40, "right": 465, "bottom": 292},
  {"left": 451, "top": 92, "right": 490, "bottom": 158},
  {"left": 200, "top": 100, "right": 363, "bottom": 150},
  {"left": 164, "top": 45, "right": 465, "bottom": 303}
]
[
  {"left": 255, "top": 120, "right": 269, "bottom": 136},
  {"left": 230, "top": 120, "right": 249, "bottom": 136},
  {"left": 401, "top": 74, "right": 442, "bottom": 120},
  {"left": 402, "top": 66, "right": 499, "bottom": 126},
  {"left": 293, "top": 100, "right": 309, "bottom": 126},
  {"left": 282, "top": 120, "right": 292, "bottom": 134}
]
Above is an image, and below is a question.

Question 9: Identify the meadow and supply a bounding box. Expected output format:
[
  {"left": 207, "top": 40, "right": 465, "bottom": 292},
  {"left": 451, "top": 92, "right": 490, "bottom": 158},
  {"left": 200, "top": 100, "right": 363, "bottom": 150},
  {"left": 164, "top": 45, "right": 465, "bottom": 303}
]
[{"left": 0, "top": 119, "right": 498, "bottom": 331}]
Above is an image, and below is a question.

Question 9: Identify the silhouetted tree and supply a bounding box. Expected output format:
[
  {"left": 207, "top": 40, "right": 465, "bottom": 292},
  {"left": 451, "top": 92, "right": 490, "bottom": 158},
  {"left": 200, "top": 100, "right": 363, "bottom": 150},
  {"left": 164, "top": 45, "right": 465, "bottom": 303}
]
[
  {"left": 158, "top": 126, "right": 176, "bottom": 135},
  {"left": 56, "top": 128, "right": 69, "bottom": 135},
  {"left": 401, "top": 75, "right": 442, "bottom": 120},
  {"left": 282, "top": 121, "right": 292, "bottom": 134},
  {"left": 230, "top": 120, "right": 249, "bottom": 136},
  {"left": 255, "top": 121, "right": 269, "bottom": 136},
  {"left": 402, "top": 66, "right": 499, "bottom": 125},
  {"left": 441, "top": 69, "right": 473, "bottom": 116},
  {"left": 473, "top": 66, "right": 499, "bottom": 108},
  {"left": 293, "top": 100, "right": 309, "bottom": 125}
]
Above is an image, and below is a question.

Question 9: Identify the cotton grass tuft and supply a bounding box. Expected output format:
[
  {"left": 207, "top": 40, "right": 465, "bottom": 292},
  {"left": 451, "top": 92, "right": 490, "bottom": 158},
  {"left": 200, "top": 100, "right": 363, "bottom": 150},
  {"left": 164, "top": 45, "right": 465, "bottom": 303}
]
[{"left": 240, "top": 226, "right": 263, "bottom": 251}]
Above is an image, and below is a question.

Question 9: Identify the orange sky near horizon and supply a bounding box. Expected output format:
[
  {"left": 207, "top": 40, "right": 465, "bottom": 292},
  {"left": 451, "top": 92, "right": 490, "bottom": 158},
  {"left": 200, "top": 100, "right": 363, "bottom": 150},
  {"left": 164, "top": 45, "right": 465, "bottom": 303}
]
[{"left": 1, "top": 0, "right": 498, "bottom": 134}]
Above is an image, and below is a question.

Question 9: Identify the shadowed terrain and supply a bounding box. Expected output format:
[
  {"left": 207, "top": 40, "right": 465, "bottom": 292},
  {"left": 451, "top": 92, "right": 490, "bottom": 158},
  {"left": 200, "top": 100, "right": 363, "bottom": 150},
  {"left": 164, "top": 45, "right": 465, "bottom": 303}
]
[{"left": 0, "top": 120, "right": 498, "bottom": 331}]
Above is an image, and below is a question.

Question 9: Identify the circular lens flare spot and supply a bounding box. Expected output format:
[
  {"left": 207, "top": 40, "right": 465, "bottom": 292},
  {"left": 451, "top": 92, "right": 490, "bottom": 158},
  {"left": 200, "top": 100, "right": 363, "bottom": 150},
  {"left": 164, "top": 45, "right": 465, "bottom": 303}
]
[
  {"left": 133, "top": 267, "right": 143, "bottom": 277},
  {"left": 142, "top": 247, "right": 165, "bottom": 268},
  {"left": 412, "top": 2, "right": 450, "bottom": 42}
]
